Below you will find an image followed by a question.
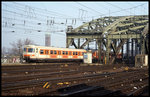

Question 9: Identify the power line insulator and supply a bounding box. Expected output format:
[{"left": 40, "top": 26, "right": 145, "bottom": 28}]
[
  {"left": 65, "top": 19, "right": 67, "bottom": 25},
  {"left": 38, "top": 23, "right": 41, "bottom": 25}
]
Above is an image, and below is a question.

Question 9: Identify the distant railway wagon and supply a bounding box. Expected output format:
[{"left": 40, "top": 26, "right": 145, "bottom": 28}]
[
  {"left": 23, "top": 45, "right": 87, "bottom": 62},
  {"left": 92, "top": 51, "right": 122, "bottom": 62}
]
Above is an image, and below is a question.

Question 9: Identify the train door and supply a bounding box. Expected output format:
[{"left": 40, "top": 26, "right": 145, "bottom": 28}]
[{"left": 35, "top": 48, "right": 39, "bottom": 59}]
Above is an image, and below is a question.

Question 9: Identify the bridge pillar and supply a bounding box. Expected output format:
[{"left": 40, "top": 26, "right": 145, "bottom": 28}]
[
  {"left": 66, "top": 38, "right": 72, "bottom": 48},
  {"left": 106, "top": 38, "right": 111, "bottom": 65},
  {"left": 135, "top": 39, "right": 138, "bottom": 55},
  {"left": 97, "top": 39, "right": 102, "bottom": 64},
  {"left": 126, "top": 39, "right": 129, "bottom": 64},
  {"left": 141, "top": 37, "right": 145, "bottom": 54},
  {"left": 121, "top": 40, "right": 124, "bottom": 60},
  {"left": 78, "top": 38, "right": 80, "bottom": 49}
]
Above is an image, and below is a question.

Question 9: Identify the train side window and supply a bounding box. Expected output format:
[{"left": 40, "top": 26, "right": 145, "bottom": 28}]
[
  {"left": 66, "top": 51, "right": 68, "bottom": 55},
  {"left": 45, "top": 50, "right": 49, "bottom": 55},
  {"left": 78, "top": 52, "right": 80, "bottom": 56},
  {"left": 54, "top": 50, "right": 57, "bottom": 54},
  {"left": 73, "top": 52, "right": 75, "bottom": 55},
  {"left": 58, "top": 51, "right": 61, "bottom": 55},
  {"left": 50, "top": 50, "right": 53, "bottom": 54},
  {"left": 63, "top": 51, "right": 65, "bottom": 55},
  {"left": 82, "top": 52, "right": 84, "bottom": 56},
  {"left": 28, "top": 48, "right": 34, "bottom": 52},
  {"left": 76, "top": 52, "right": 78, "bottom": 55},
  {"left": 24, "top": 48, "right": 27, "bottom": 52},
  {"left": 40, "top": 50, "right": 44, "bottom": 54},
  {"left": 69, "top": 51, "right": 72, "bottom": 55}
]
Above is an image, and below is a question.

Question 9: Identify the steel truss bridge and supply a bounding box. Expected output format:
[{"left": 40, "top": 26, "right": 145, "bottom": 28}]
[{"left": 66, "top": 15, "right": 149, "bottom": 65}]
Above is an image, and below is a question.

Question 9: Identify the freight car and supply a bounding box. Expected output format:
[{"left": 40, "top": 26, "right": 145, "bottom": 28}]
[{"left": 23, "top": 45, "right": 87, "bottom": 62}]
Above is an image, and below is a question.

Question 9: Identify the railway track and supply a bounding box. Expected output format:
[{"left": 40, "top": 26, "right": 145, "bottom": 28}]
[
  {"left": 39, "top": 68, "right": 148, "bottom": 96},
  {"left": 2, "top": 63, "right": 107, "bottom": 91},
  {"left": 2, "top": 63, "right": 149, "bottom": 96},
  {"left": 1, "top": 63, "right": 125, "bottom": 77}
]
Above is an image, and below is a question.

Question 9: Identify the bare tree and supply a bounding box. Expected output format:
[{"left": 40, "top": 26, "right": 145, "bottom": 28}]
[
  {"left": 2, "top": 46, "right": 6, "bottom": 55},
  {"left": 9, "top": 38, "right": 36, "bottom": 63},
  {"left": 10, "top": 38, "right": 35, "bottom": 56},
  {"left": 2, "top": 46, "right": 13, "bottom": 56},
  {"left": 24, "top": 38, "right": 35, "bottom": 45},
  {"left": 10, "top": 39, "right": 21, "bottom": 56},
  {"left": 2, "top": 46, "right": 7, "bottom": 57}
]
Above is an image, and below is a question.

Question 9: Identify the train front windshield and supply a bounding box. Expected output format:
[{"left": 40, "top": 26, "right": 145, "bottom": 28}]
[{"left": 24, "top": 48, "right": 34, "bottom": 53}]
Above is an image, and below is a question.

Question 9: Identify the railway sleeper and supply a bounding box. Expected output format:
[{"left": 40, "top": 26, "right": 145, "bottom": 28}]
[
  {"left": 57, "top": 83, "right": 122, "bottom": 96},
  {"left": 86, "top": 89, "right": 122, "bottom": 96},
  {"left": 127, "top": 84, "right": 149, "bottom": 96},
  {"left": 56, "top": 83, "right": 104, "bottom": 96}
]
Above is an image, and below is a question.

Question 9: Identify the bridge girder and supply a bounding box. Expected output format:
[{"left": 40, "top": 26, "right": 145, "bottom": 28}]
[{"left": 66, "top": 15, "right": 149, "bottom": 65}]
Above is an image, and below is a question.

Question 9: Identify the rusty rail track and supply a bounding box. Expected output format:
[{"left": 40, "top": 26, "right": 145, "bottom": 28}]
[
  {"left": 2, "top": 63, "right": 149, "bottom": 96},
  {"left": 39, "top": 68, "right": 148, "bottom": 96}
]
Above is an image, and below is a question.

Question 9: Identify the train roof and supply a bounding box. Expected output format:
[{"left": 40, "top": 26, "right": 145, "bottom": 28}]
[{"left": 24, "top": 45, "right": 87, "bottom": 51}]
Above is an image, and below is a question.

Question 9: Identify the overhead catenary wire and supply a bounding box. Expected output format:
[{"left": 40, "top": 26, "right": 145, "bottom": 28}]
[
  {"left": 2, "top": 25, "right": 66, "bottom": 36},
  {"left": 12, "top": 2, "right": 89, "bottom": 21},
  {"left": 2, "top": 2, "right": 148, "bottom": 48},
  {"left": 2, "top": 4, "right": 148, "bottom": 34},
  {"left": 2, "top": 16, "right": 68, "bottom": 33},
  {"left": 104, "top": 2, "right": 135, "bottom": 15},
  {"left": 2, "top": 2, "right": 148, "bottom": 32},
  {"left": 2, "top": 2, "right": 84, "bottom": 24},
  {"left": 2, "top": 2, "right": 148, "bottom": 21},
  {"left": 2, "top": 4, "right": 76, "bottom": 36},
  {"left": 2, "top": 4, "right": 74, "bottom": 21},
  {"left": 75, "top": 1, "right": 103, "bottom": 16},
  {"left": 13, "top": 2, "right": 74, "bottom": 19},
  {"left": 2, "top": 2, "right": 147, "bottom": 29},
  {"left": 83, "top": 3, "right": 147, "bottom": 19},
  {"left": 2, "top": 5, "right": 85, "bottom": 30},
  {"left": 2, "top": 21, "right": 66, "bottom": 33}
]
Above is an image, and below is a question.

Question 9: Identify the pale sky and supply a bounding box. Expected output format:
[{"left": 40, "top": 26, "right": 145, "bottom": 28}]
[{"left": 2, "top": 1, "right": 149, "bottom": 49}]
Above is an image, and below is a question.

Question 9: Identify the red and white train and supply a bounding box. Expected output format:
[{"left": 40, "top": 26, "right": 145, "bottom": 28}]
[
  {"left": 23, "top": 45, "right": 86, "bottom": 62},
  {"left": 23, "top": 45, "right": 122, "bottom": 63}
]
